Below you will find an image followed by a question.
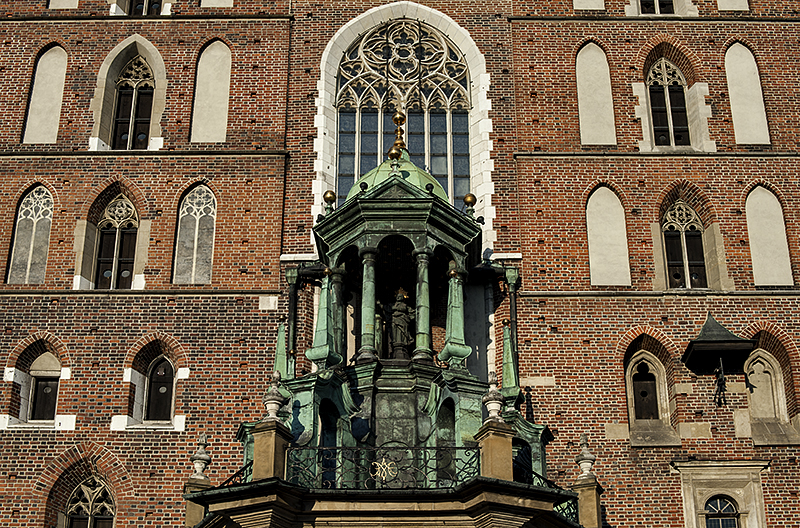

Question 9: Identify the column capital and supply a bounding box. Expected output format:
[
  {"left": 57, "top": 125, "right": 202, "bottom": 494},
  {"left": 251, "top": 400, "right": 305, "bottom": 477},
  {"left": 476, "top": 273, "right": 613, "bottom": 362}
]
[
  {"left": 412, "top": 247, "right": 433, "bottom": 259},
  {"left": 359, "top": 246, "right": 379, "bottom": 258}
]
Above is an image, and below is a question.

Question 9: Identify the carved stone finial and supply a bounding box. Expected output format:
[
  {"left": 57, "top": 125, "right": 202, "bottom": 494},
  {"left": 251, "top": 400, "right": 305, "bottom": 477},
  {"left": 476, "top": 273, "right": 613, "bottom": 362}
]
[
  {"left": 482, "top": 371, "right": 505, "bottom": 424},
  {"left": 189, "top": 434, "right": 211, "bottom": 480},
  {"left": 262, "top": 370, "right": 288, "bottom": 421},
  {"left": 575, "top": 433, "right": 597, "bottom": 476}
]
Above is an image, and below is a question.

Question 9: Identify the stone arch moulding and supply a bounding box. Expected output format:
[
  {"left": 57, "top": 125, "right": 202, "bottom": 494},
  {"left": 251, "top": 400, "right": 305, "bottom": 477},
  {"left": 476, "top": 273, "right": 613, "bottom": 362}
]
[
  {"left": 313, "top": 1, "right": 496, "bottom": 255},
  {"left": 122, "top": 332, "right": 189, "bottom": 370},
  {"left": 6, "top": 331, "right": 70, "bottom": 369},
  {"left": 615, "top": 326, "right": 680, "bottom": 365},
  {"left": 88, "top": 34, "right": 167, "bottom": 151}
]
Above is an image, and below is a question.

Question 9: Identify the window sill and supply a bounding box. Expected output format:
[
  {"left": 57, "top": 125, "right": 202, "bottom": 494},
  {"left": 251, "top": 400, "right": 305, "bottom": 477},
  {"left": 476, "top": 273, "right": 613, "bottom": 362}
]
[
  {"left": 110, "top": 414, "right": 185, "bottom": 432},
  {"left": 629, "top": 420, "right": 681, "bottom": 447},
  {"left": 0, "top": 414, "right": 76, "bottom": 430},
  {"left": 751, "top": 420, "right": 800, "bottom": 446}
]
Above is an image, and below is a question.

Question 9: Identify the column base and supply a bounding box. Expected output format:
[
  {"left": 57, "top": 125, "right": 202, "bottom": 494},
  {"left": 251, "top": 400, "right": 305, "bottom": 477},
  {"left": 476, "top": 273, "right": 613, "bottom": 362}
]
[
  {"left": 412, "top": 348, "right": 434, "bottom": 363},
  {"left": 356, "top": 347, "right": 378, "bottom": 364}
]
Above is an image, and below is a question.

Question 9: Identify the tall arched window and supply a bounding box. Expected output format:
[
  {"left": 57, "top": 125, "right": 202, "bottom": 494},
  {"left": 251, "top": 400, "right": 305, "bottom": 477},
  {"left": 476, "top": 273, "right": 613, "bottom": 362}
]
[
  {"left": 95, "top": 194, "right": 138, "bottom": 290},
  {"left": 145, "top": 356, "right": 174, "bottom": 421},
  {"left": 704, "top": 495, "right": 739, "bottom": 528},
  {"left": 336, "top": 19, "right": 470, "bottom": 204},
  {"left": 112, "top": 56, "right": 154, "bottom": 150},
  {"left": 65, "top": 477, "right": 115, "bottom": 528},
  {"left": 662, "top": 199, "right": 707, "bottom": 288},
  {"left": 173, "top": 185, "right": 217, "bottom": 284},
  {"left": 7, "top": 185, "right": 53, "bottom": 284},
  {"left": 647, "top": 58, "right": 690, "bottom": 147}
]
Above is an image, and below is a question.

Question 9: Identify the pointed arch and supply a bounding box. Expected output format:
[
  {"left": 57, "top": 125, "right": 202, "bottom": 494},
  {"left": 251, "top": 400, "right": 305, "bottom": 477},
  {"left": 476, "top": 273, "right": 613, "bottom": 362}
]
[
  {"left": 742, "top": 322, "right": 799, "bottom": 419},
  {"left": 23, "top": 44, "right": 67, "bottom": 144},
  {"left": 7, "top": 183, "right": 54, "bottom": 284},
  {"left": 173, "top": 183, "right": 217, "bottom": 284},
  {"left": 191, "top": 39, "right": 231, "bottom": 143},
  {"left": 745, "top": 185, "right": 792, "bottom": 286},
  {"left": 89, "top": 35, "right": 167, "bottom": 151},
  {"left": 586, "top": 185, "right": 630, "bottom": 286},
  {"left": 725, "top": 42, "right": 770, "bottom": 145},
  {"left": 314, "top": 2, "right": 495, "bottom": 254},
  {"left": 576, "top": 41, "right": 616, "bottom": 145}
]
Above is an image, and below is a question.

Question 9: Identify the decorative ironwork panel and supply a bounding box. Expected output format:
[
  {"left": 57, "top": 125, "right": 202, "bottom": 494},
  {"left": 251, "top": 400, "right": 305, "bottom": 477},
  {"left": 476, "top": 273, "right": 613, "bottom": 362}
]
[
  {"left": 286, "top": 442, "right": 480, "bottom": 490},
  {"left": 219, "top": 461, "right": 253, "bottom": 487}
]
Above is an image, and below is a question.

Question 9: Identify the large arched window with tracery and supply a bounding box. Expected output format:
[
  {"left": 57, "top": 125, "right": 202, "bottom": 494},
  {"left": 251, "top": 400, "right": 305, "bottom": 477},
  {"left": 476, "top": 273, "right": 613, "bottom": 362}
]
[
  {"left": 336, "top": 19, "right": 470, "bottom": 204},
  {"left": 113, "top": 56, "right": 154, "bottom": 150},
  {"left": 65, "top": 477, "right": 115, "bottom": 528},
  {"left": 8, "top": 185, "right": 53, "bottom": 284},
  {"left": 647, "top": 58, "right": 690, "bottom": 147},
  {"left": 95, "top": 194, "right": 138, "bottom": 290}
]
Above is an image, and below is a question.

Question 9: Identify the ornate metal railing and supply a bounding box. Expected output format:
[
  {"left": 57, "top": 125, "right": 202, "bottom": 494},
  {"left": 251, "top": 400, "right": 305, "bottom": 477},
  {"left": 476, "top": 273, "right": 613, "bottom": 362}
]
[
  {"left": 219, "top": 461, "right": 253, "bottom": 487},
  {"left": 285, "top": 442, "right": 480, "bottom": 490},
  {"left": 530, "top": 469, "right": 579, "bottom": 525}
]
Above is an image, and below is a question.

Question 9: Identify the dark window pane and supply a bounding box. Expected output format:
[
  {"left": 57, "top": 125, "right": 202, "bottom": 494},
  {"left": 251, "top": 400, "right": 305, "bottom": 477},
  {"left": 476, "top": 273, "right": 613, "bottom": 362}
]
[
  {"left": 659, "top": 0, "right": 674, "bottom": 13},
  {"left": 641, "top": 0, "right": 656, "bottom": 13},
  {"left": 67, "top": 518, "right": 89, "bottom": 528},
  {"left": 360, "top": 111, "right": 378, "bottom": 132},
  {"left": 649, "top": 86, "right": 670, "bottom": 146},
  {"left": 146, "top": 358, "right": 174, "bottom": 421},
  {"left": 132, "top": 0, "right": 145, "bottom": 15},
  {"left": 113, "top": 89, "right": 134, "bottom": 150},
  {"left": 430, "top": 113, "right": 446, "bottom": 133},
  {"left": 31, "top": 377, "right": 58, "bottom": 420},
  {"left": 664, "top": 230, "right": 684, "bottom": 288},
  {"left": 430, "top": 135, "right": 447, "bottom": 154},
  {"left": 148, "top": 0, "right": 161, "bottom": 14},
  {"left": 454, "top": 177, "right": 470, "bottom": 201},
  {"left": 435, "top": 177, "right": 448, "bottom": 196},
  {"left": 95, "top": 519, "right": 115, "bottom": 528},
  {"left": 361, "top": 133, "right": 378, "bottom": 154},
  {"left": 95, "top": 229, "right": 117, "bottom": 290},
  {"left": 430, "top": 156, "right": 447, "bottom": 176},
  {"left": 452, "top": 112, "right": 468, "bottom": 133},
  {"left": 360, "top": 154, "right": 377, "bottom": 176},
  {"left": 338, "top": 155, "right": 354, "bottom": 176},
  {"left": 453, "top": 134, "right": 469, "bottom": 155},
  {"left": 339, "top": 111, "right": 356, "bottom": 132},
  {"left": 632, "top": 364, "right": 658, "bottom": 419},
  {"left": 116, "top": 228, "right": 137, "bottom": 290},
  {"left": 135, "top": 88, "right": 153, "bottom": 119},
  {"left": 669, "top": 86, "right": 690, "bottom": 145},
  {"left": 685, "top": 231, "right": 707, "bottom": 287},
  {"left": 453, "top": 156, "right": 469, "bottom": 176},
  {"left": 339, "top": 133, "right": 355, "bottom": 154}
]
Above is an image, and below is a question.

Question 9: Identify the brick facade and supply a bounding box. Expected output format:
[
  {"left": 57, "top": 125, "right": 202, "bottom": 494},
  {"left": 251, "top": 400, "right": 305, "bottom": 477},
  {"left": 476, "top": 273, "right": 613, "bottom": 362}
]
[{"left": 0, "top": 0, "right": 798, "bottom": 526}]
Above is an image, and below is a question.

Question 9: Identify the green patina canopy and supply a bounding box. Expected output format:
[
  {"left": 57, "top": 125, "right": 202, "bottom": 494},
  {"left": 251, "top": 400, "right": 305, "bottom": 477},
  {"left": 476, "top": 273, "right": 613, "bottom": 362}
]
[{"left": 345, "top": 149, "right": 449, "bottom": 203}]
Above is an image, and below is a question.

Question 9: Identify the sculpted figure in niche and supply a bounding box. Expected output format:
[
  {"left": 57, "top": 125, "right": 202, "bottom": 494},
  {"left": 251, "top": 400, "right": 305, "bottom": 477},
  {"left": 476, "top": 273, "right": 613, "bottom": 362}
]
[{"left": 389, "top": 288, "right": 415, "bottom": 360}]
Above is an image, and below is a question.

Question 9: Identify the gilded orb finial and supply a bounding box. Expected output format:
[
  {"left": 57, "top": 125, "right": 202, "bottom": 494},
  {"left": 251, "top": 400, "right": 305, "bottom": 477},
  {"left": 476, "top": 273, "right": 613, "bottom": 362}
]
[
  {"left": 387, "top": 110, "right": 407, "bottom": 157},
  {"left": 323, "top": 190, "right": 336, "bottom": 204},
  {"left": 393, "top": 111, "right": 406, "bottom": 127},
  {"left": 388, "top": 146, "right": 402, "bottom": 160},
  {"left": 463, "top": 193, "right": 477, "bottom": 207}
]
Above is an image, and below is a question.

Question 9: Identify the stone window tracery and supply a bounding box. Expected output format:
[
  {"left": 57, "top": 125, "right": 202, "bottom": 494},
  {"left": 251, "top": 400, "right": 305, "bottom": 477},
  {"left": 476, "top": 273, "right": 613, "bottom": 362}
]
[
  {"left": 647, "top": 58, "right": 690, "bottom": 147},
  {"left": 661, "top": 200, "right": 707, "bottom": 288},
  {"left": 173, "top": 185, "right": 216, "bottom": 284},
  {"left": 96, "top": 194, "right": 138, "bottom": 290},
  {"left": 8, "top": 185, "right": 53, "bottom": 284},
  {"left": 66, "top": 477, "right": 115, "bottom": 528},
  {"left": 113, "top": 56, "right": 154, "bottom": 150},
  {"left": 336, "top": 19, "right": 470, "bottom": 204}
]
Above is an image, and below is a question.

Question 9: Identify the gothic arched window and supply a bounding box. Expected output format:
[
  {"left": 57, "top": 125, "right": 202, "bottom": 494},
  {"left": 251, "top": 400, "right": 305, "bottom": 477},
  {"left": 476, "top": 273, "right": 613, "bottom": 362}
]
[
  {"left": 65, "top": 477, "right": 115, "bottom": 528},
  {"left": 113, "top": 56, "right": 154, "bottom": 150},
  {"left": 145, "top": 356, "right": 174, "bottom": 421},
  {"left": 704, "top": 495, "right": 739, "bottom": 528},
  {"left": 647, "top": 58, "right": 690, "bottom": 147},
  {"left": 8, "top": 185, "right": 53, "bottom": 284},
  {"left": 336, "top": 19, "right": 470, "bottom": 204},
  {"left": 662, "top": 200, "right": 707, "bottom": 288},
  {"left": 173, "top": 185, "right": 217, "bottom": 284},
  {"left": 95, "top": 194, "right": 138, "bottom": 290}
]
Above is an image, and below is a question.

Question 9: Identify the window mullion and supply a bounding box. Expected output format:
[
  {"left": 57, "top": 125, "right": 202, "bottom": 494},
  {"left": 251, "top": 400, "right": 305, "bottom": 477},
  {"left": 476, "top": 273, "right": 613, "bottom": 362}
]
[
  {"left": 663, "top": 84, "right": 676, "bottom": 147},
  {"left": 127, "top": 85, "right": 138, "bottom": 150},
  {"left": 354, "top": 107, "right": 361, "bottom": 180},
  {"left": 680, "top": 230, "right": 691, "bottom": 289},
  {"left": 424, "top": 108, "right": 430, "bottom": 173},
  {"left": 111, "top": 228, "right": 121, "bottom": 289},
  {"left": 23, "top": 217, "right": 38, "bottom": 284},
  {"left": 446, "top": 111, "right": 454, "bottom": 203}
]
